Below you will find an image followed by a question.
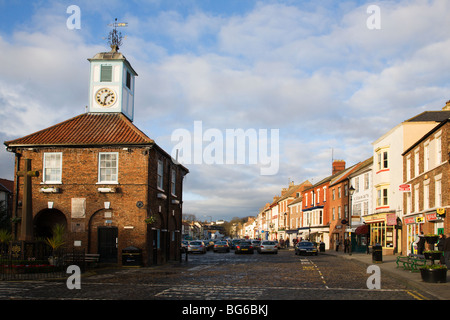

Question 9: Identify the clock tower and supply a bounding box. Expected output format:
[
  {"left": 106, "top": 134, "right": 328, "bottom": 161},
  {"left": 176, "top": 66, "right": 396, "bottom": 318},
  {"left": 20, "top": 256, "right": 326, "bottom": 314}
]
[{"left": 87, "top": 26, "right": 137, "bottom": 121}]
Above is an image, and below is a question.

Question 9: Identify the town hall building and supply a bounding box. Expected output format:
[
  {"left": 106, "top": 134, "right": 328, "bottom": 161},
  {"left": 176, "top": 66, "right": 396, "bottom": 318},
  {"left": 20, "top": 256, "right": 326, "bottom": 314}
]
[{"left": 4, "top": 41, "right": 188, "bottom": 266}]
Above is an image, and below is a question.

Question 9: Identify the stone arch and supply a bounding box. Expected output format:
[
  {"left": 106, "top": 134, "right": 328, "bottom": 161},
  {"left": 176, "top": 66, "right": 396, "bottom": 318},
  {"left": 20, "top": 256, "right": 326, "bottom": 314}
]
[{"left": 34, "top": 208, "right": 67, "bottom": 240}]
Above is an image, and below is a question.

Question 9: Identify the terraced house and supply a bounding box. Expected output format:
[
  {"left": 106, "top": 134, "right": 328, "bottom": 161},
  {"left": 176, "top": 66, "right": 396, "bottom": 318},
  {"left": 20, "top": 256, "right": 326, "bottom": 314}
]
[
  {"left": 402, "top": 115, "right": 450, "bottom": 255},
  {"left": 249, "top": 102, "right": 449, "bottom": 256},
  {"left": 4, "top": 45, "right": 188, "bottom": 266}
]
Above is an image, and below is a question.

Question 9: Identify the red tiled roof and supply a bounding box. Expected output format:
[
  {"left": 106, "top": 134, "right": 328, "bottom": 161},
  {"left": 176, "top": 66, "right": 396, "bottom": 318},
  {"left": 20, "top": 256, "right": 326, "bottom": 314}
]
[
  {"left": 0, "top": 178, "right": 13, "bottom": 193},
  {"left": 4, "top": 113, "right": 154, "bottom": 147}
]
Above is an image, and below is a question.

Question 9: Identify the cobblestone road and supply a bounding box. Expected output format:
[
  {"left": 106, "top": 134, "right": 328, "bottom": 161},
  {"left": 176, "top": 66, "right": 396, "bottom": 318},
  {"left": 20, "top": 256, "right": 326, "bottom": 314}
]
[{"left": 0, "top": 250, "right": 434, "bottom": 302}]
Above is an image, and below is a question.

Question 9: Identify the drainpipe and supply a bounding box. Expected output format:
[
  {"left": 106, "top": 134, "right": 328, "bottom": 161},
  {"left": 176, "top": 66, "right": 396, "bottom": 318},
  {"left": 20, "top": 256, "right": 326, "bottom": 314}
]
[{"left": 13, "top": 150, "right": 21, "bottom": 241}]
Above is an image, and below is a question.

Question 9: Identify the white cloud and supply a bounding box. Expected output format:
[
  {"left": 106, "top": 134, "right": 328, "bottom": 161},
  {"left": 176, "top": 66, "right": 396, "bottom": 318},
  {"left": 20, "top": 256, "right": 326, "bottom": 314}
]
[{"left": 1, "top": 0, "right": 450, "bottom": 220}]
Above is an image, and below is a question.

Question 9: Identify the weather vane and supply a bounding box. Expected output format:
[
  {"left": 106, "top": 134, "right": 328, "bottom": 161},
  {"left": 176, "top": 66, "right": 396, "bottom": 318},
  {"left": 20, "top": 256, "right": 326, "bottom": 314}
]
[{"left": 107, "top": 18, "right": 128, "bottom": 51}]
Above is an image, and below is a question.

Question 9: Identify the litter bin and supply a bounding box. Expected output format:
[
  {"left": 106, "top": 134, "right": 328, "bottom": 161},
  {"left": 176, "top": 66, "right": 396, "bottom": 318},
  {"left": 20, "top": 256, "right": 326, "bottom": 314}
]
[
  {"left": 372, "top": 244, "right": 382, "bottom": 263},
  {"left": 122, "top": 246, "right": 142, "bottom": 267},
  {"left": 319, "top": 242, "right": 326, "bottom": 252}
]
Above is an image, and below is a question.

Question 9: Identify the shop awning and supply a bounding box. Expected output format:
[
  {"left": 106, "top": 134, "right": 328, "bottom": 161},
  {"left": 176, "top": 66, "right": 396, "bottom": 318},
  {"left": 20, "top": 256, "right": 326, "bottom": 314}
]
[{"left": 355, "top": 224, "right": 369, "bottom": 235}]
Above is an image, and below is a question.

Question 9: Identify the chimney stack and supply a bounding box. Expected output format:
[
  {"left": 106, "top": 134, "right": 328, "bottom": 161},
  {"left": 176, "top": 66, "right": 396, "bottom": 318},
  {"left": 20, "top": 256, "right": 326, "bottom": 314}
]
[
  {"left": 332, "top": 160, "right": 346, "bottom": 174},
  {"left": 442, "top": 100, "right": 450, "bottom": 111}
]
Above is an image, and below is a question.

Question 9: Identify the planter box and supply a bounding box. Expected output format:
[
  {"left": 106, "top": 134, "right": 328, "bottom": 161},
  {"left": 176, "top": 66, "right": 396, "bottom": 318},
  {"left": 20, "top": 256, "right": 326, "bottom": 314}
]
[
  {"left": 424, "top": 236, "right": 439, "bottom": 244},
  {"left": 420, "top": 268, "right": 447, "bottom": 283},
  {"left": 424, "top": 251, "right": 443, "bottom": 261}
]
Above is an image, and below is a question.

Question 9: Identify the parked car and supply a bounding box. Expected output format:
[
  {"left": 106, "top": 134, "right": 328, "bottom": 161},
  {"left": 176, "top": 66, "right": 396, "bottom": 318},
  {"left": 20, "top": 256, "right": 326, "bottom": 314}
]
[
  {"left": 203, "top": 240, "right": 214, "bottom": 251},
  {"left": 181, "top": 240, "right": 189, "bottom": 253},
  {"left": 235, "top": 241, "right": 254, "bottom": 254},
  {"left": 231, "top": 239, "right": 242, "bottom": 250},
  {"left": 188, "top": 240, "right": 207, "bottom": 254},
  {"left": 213, "top": 241, "right": 230, "bottom": 253},
  {"left": 295, "top": 241, "right": 318, "bottom": 256},
  {"left": 258, "top": 240, "right": 278, "bottom": 254},
  {"left": 251, "top": 240, "right": 261, "bottom": 249}
]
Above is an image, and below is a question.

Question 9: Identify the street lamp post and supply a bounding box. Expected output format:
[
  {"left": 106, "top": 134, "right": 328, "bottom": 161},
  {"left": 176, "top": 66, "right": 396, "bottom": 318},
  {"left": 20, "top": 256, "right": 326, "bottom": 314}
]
[{"left": 348, "top": 184, "right": 356, "bottom": 255}]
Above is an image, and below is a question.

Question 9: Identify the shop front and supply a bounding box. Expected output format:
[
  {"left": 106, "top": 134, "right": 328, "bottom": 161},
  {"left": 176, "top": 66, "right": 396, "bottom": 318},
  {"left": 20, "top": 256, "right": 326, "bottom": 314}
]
[
  {"left": 354, "top": 224, "right": 369, "bottom": 253},
  {"left": 404, "top": 209, "right": 446, "bottom": 255},
  {"left": 425, "top": 210, "right": 446, "bottom": 236},
  {"left": 365, "top": 212, "right": 399, "bottom": 255},
  {"left": 403, "top": 214, "right": 423, "bottom": 255}
]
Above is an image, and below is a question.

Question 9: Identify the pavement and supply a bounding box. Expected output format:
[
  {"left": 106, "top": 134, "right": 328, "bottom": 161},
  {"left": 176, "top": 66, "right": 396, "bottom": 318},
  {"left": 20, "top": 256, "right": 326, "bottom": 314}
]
[{"left": 322, "top": 249, "right": 450, "bottom": 300}]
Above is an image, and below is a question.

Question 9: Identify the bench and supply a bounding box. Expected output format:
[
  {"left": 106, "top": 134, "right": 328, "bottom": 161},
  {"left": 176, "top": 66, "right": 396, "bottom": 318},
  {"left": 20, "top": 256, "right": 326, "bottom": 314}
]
[
  {"left": 396, "top": 254, "right": 427, "bottom": 272},
  {"left": 64, "top": 253, "right": 100, "bottom": 266}
]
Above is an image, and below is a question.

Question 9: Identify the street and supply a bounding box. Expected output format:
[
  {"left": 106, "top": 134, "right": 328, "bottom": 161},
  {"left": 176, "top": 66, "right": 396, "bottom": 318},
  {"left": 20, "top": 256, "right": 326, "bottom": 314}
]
[{"left": 0, "top": 249, "right": 435, "bottom": 301}]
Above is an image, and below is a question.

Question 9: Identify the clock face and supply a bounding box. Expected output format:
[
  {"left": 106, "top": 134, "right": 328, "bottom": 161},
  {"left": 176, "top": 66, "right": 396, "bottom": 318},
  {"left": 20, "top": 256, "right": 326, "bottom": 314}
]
[{"left": 95, "top": 88, "right": 116, "bottom": 107}]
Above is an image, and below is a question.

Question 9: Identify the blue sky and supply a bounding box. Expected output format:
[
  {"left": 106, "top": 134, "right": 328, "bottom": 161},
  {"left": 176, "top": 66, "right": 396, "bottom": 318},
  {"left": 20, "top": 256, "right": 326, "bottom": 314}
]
[{"left": 1, "top": 0, "right": 450, "bottom": 221}]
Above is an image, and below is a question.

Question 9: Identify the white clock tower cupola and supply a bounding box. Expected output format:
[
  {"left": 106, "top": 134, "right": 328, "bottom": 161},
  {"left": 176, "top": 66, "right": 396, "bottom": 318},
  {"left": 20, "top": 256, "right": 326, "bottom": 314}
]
[{"left": 87, "top": 22, "right": 137, "bottom": 121}]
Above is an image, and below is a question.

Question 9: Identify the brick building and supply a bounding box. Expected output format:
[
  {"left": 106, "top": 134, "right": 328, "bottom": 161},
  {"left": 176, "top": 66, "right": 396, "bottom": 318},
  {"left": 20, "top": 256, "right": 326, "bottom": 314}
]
[
  {"left": 4, "top": 45, "right": 188, "bottom": 266},
  {"left": 301, "top": 160, "right": 348, "bottom": 248},
  {"left": 402, "top": 117, "right": 449, "bottom": 254},
  {"left": 328, "top": 162, "right": 361, "bottom": 251}
]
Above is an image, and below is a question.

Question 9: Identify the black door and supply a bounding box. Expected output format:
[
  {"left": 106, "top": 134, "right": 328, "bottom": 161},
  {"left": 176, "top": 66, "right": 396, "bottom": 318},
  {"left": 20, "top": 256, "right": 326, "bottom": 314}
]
[
  {"left": 98, "top": 227, "right": 118, "bottom": 263},
  {"left": 152, "top": 229, "right": 159, "bottom": 265}
]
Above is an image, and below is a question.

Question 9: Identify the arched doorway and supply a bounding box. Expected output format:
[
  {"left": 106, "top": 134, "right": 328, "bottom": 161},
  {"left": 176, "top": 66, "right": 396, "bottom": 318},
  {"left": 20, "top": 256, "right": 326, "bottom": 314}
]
[{"left": 34, "top": 209, "right": 67, "bottom": 240}]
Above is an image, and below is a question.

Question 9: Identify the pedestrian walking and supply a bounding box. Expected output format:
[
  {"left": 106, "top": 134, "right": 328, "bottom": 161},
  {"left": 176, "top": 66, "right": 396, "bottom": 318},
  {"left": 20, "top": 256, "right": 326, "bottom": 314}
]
[
  {"left": 444, "top": 233, "right": 450, "bottom": 269},
  {"left": 286, "top": 238, "right": 290, "bottom": 248},
  {"left": 344, "top": 238, "right": 349, "bottom": 253},
  {"left": 437, "top": 234, "right": 446, "bottom": 265},
  {"left": 336, "top": 239, "right": 340, "bottom": 252}
]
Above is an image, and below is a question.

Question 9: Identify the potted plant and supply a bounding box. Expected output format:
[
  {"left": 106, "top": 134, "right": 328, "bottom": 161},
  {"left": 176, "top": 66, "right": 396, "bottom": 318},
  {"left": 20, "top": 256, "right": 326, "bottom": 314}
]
[
  {"left": 0, "top": 229, "right": 12, "bottom": 258},
  {"left": 144, "top": 215, "right": 157, "bottom": 225},
  {"left": 424, "top": 234, "right": 439, "bottom": 244},
  {"left": 45, "top": 224, "right": 66, "bottom": 265},
  {"left": 419, "top": 264, "right": 447, "bottom": 283},
  {"left": 423, "top": 250, "right": 443, "bottom": 261}
]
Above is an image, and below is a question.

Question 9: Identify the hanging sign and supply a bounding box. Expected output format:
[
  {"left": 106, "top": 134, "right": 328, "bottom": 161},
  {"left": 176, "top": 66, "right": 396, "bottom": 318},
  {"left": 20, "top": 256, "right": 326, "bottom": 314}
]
[{"left": 399, "top": 184, "right": 411, "bottom": 192}]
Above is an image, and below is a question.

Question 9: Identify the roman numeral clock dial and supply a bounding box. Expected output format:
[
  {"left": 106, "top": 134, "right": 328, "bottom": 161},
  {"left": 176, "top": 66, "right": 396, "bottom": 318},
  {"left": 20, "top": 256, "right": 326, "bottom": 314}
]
[{"left": 95, "top": 88, "right": 116, "bottom": 107}]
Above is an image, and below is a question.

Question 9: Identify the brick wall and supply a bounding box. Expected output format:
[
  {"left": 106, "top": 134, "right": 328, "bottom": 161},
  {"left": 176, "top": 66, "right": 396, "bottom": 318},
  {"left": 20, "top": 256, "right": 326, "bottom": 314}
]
[{"left": 11, "top": 144, "right": 187, "bottom": 266}]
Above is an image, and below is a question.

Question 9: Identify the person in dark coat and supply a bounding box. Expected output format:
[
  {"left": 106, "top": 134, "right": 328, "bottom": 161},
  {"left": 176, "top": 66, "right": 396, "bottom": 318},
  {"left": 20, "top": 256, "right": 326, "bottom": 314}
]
[
  {"left": 444, "top": 233, "right": 450, "bottom": 269},
  {"left": 417, "top": 232, "right": 426, "bottom": 255},
  {"left": 437, "top": 234, "right": 446, "bottom": 265}
]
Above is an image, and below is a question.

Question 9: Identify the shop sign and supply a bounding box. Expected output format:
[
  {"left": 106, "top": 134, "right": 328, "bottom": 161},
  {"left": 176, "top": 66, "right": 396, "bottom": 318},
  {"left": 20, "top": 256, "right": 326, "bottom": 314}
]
[
  {"left": 386, "top": 213, "right": 397, "bottom": 226},
  {"left": 404, "top": 217, "right": 415, "bottom": 224},
  {"left": 426, "top": 213, "right": 437, "bottom": 221},
  {"left": 437, "top": 208, "right": 446, "bottom": 217},
  {"left": 415, "top": 216, "right": 424, "bottom": 223},
  {"left": 399, "top": 184, "right": 411, "bottom": 192}
]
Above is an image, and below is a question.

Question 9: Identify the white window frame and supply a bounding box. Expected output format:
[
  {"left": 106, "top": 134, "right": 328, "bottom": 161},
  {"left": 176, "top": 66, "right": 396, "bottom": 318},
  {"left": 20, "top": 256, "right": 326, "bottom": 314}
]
[
  {"left": 424, "top": 143, "right": 430, "bottom": 172},
  {"left": 157, "top": 160, "right": 164, "bottom": 190},
  {"left": 43, "top": 152, "right": 62, "bottom": 184},
  {"left": 435, "top": 176, "right": 442, "bottom": 207},
  {"left": 414, "top": 184, "right": 420, "bottom": 213},
  {"left": 171, "top": 169, "right": 176, "bottom": 196},
  {"left": 414, "top": 149, "right": 420, "bottom": 177},
  {"left": 423, "top": 181, "right": 430, "bottom": 210},
  {"left": 376, "top": 148, "right": 389, "bottom": 171},
  {"left": 364, "top": 173, "right": 369, "bottom": 190},
  {"left": 435, "top": 133, "right": 442, "bottom": 165},
  {"left": 376, "top": 186, "right": 389, "bottom": 207},
  {"left": 406, "top": 156, "right": 411, "bottom": 181},
  {"left": 406, "top": 192, "right": 412, "bottom": 214},
  {"left": 98, "top": 152, "right": 118, "bottom": 184}
]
